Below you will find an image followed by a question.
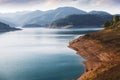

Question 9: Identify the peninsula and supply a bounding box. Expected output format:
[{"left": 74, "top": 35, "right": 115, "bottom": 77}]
[{"left": 68, "top": 16, "right": 120, "bottom": 80}]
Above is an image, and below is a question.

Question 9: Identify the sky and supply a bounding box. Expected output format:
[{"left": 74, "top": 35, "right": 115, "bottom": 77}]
[{"left": 0, "top": 0, "right": 120, "bottom": 14}]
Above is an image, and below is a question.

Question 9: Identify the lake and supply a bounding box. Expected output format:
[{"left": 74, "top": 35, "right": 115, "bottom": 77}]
[{"left": 0, "top": 28, "right": 102, "bottom": 80}]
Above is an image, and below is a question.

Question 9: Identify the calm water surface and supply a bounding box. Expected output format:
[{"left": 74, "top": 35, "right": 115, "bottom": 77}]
[{"left": 0, "top": 28, "right": 102, "bottom": 80}]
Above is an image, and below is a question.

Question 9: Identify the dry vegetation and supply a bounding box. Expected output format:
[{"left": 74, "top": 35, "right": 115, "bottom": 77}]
[{"left": 69, "top": 17, "right": 120, "bottom": 80}]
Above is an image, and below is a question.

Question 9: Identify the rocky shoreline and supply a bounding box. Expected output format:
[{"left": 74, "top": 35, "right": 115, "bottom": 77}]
[{"left": 68, "top": 29, "right": 120, "bottom": 80}]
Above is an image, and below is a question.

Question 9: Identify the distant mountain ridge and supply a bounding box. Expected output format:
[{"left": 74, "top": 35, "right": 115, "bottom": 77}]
[
  {"left": 50, "top": 14, "right": 113, "bottom": 28},
  {"left": 0, "top": 7, "right": 114, "bottom": 28},
  {"left": 0, "top": 18, "right": 16, "bottom": 27},
  {"left": 89, "top": 11, "right": 111, "bottom": 15},
  {"left": 24, "top": 7, "right": 87, "bottom": 27},
  {"left": 0, "top": 11, "right": 30, "bottom": 26}
]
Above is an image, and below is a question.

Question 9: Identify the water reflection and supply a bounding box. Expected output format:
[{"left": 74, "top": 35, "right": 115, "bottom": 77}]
[{"left": 0, "top": 28, "right": 102, "bottom": 80}]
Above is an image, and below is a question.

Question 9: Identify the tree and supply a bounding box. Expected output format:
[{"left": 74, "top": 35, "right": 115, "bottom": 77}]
[
  {"left": 104, "top": 21, "right": 111, "bottom": 29},
  {"left": 113, "top": 16, "right": 120, "bottom": 23}
]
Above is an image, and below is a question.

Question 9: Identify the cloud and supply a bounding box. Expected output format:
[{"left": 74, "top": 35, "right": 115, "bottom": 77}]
[
  {"left": 0, "top": 0, "right": 119, "bottom": 14},
  {"left": 0, "top": 0, "right": 119, "bottom": 6},
  {"left": 0, "top": 0, "right": 46, "bottom": 5},
  {"left": 0, "top": 0, "right": 76, "bottom": 5}
]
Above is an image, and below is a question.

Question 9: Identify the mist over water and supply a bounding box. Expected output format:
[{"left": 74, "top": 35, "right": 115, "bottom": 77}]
[{"left": 0, "top": 28, "right": 102, "bottom": 80}]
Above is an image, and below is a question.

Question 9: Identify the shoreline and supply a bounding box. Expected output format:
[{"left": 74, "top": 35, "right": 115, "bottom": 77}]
[
  {"left": 68, "top": 29, "right": 120, "bottom": 80},
  {"left": 49, "top": 25, "right": 103, "bottom": 29}
]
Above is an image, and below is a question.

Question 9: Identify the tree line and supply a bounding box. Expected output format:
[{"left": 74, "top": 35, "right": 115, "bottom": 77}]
[{"left": 104, "top": 16, "right": 120, "bottom": 29}]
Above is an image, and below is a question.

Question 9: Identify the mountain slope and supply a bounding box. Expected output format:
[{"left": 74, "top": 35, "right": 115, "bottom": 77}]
[
  {"left": 0, "top": 11, "right": 30, "bottom": 26},
  {"left": 0, "top": 18, "right": 16, "bottom": 27},
  {"left": 24, "top": 7, "right": 87, "bottom": 27},
  {"left": 0, "top": 22, "right": 20, "bottom": 32},
  {"left": 50, "top": 14, "right": 113, "bottom": 28},
  {"left": 0, "top": 7, "right": 113, "bottom": 28},
  {"left": 14, "top": 10, "right": 43, "bottom": 26}
]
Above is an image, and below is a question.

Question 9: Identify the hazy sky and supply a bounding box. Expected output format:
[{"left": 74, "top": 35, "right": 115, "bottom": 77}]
[{"left": 0, "top": 0, "right": 120, "bottom": 14}]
